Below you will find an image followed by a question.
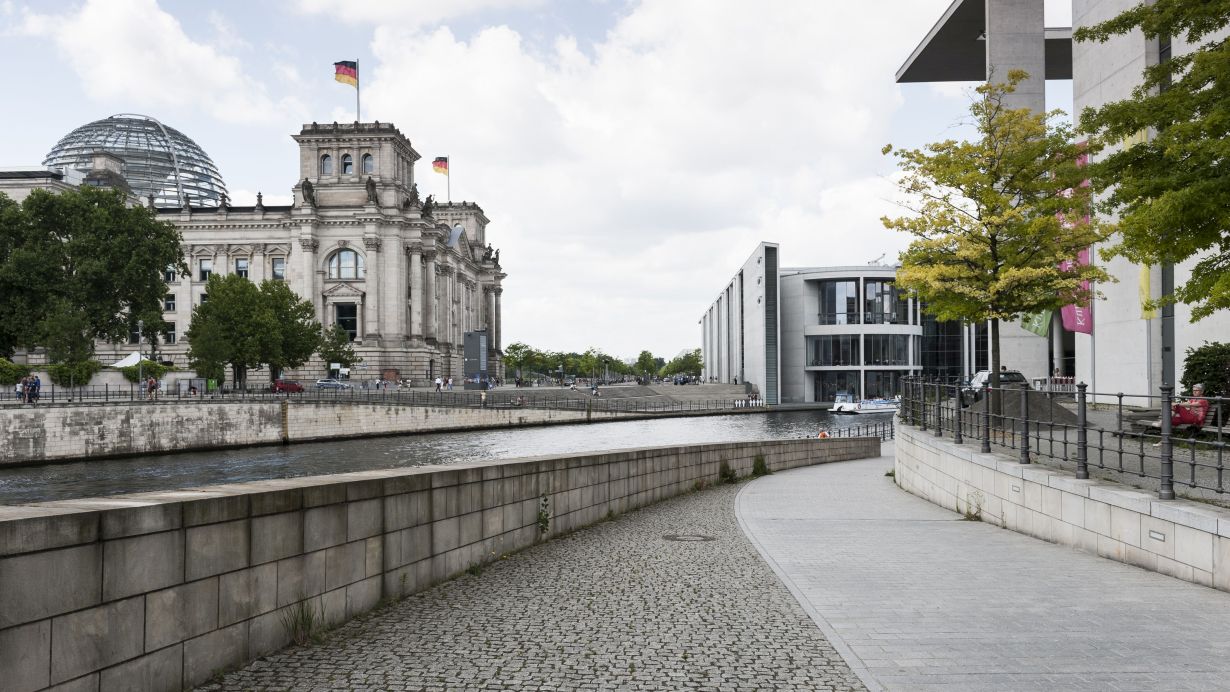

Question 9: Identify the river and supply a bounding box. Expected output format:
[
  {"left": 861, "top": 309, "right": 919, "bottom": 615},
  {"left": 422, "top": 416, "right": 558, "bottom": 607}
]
[{"left": 0, "top": 410, "right": 893, "bottom": 505}]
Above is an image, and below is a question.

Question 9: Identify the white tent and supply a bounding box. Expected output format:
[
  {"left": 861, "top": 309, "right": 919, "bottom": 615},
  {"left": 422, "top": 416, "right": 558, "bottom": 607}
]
[{"left": 109, "top": 352, "right": 142, "bottom": 368}]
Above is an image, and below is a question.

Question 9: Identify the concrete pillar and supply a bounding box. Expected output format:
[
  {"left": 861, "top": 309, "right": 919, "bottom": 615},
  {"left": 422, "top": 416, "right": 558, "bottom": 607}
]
[
  {"left": 494, "top": 288, "right": 502, "bottom": 351},
  {"left": 985, "top": 0, "right": 1046, "bottom": 112},
  {"left": 408, "top": 245, "right": 423, "bottom": 341},
  {"left": 363, "top": 236, "right": 381, "bottom": 340},
  {"left": 424, "top": 250, "right": 437, "bottom": 342}
]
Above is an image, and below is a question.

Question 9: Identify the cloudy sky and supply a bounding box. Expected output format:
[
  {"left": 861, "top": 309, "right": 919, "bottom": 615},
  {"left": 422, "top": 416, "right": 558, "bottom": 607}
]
[{"left": 0, "top": 0, "right": 1072, "bottom": 361}]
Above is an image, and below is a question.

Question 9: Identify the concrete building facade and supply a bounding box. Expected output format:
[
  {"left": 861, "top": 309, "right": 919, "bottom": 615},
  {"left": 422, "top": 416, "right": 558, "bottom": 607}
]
[{"left": 700, "top": 243, "right": 780, "bottom": 404}]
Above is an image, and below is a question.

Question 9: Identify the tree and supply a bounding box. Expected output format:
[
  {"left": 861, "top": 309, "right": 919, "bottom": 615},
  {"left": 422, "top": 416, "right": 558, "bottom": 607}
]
[
  {"left": 635, "top": 350, "right": 658, "bottom": 378},
  {"left": 260, "top": 280, "right": 320, "bottom": 381},
  {"left": 318, "top": 325, "right": 361, "bottom": 372},
  {"left": 1181, "top": 342, "right": 1230, "bottom": 397},
  {"left": 503, "top": 342, "right": 533, "bottom": 377},
  {"left": 882, "top": 71, "right": 1110, "bottom": 397},
  {"left": 662, "top": 349, "right": 703, "bottom": 377},
  {"left": 185, "top": 274, "right": 277, "bottom": 388},
  {"left": 1075, "top": 2, "right": 1230, "bottom": 320}
]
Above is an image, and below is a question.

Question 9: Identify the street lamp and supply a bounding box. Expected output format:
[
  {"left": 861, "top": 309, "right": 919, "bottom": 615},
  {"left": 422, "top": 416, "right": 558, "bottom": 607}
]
[{"left": 137, "top": 319, "right": 144, "bottom": 398}]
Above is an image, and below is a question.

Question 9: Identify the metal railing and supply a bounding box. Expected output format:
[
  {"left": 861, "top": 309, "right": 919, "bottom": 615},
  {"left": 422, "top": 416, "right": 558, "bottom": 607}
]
[
  {"left": 4, "top": 383, "right": 772, "bottom": 416},
  {"left": 827, "top": 420, "right": 895, "bottom": 442},
  {"left": 900, "top": 375, "right": 1228, "bottom": 501}
]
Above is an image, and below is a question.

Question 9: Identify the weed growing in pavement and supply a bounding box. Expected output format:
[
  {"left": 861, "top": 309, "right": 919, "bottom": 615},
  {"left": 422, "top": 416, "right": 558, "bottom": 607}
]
[
  {"left": 537, "top": 494, "right": 551, "bottom": 535},
  {"left": 961, "top": 491, "right": 984, "bottom": 522},
  {"left": 884, "top": 468, "right": 895, "bottom": 478},
  {"left": 719, "top": 460, "right": 738, "bottom": 485},
  {"left": 692, "top": 478, "right": 707, "bottom": 492},
  {"left": 466, "top": 563, "right": 483, "bottom": 577},
  {"left": 280, "top": 596, "right": 324, "bottom": 646},
  {"left": 751, "top": 454, "right": 772, "bottom": 478}
]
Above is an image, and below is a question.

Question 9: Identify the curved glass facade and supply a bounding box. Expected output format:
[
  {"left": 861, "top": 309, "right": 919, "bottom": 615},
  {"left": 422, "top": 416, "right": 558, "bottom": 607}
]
[{"left": 44, "top": 114, "right": 227, "bottom": 207}]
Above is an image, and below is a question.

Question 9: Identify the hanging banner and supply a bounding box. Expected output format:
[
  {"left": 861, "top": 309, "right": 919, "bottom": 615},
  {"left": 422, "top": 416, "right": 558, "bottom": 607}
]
[
  {"left": 1060, "top": 248, "right": 1094, "bottom": 334},
  {"left": 1020, "top": 310, "right": 1052, "bottom": 337},
  {"left": 1139, "top": 264, "right": 1158, "bottom": 320}
]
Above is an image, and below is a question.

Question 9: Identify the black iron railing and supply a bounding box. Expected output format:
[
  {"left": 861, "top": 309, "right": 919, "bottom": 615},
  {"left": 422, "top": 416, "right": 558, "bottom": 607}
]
[
  {"left": 900, "top": 375, "right": 1228, "bottom": 500},
  {"left": 827, "top": 420, "right": 895, "bottom": 442}
]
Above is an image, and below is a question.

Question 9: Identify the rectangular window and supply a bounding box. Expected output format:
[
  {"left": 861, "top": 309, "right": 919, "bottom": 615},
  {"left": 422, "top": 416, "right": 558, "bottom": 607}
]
[
  {"left": 235, "top": 257, "right": 249, "bottom": 279},
  {"left": 163, "top": 294, "right": 176, "bottom": 312},
  {"left": 864, "top": 370, "right": 905, "bottom": 399},
  {"left": 335, "top": 303, "right": 358, "bottom": 341},
  {"left": 806, "top": 335, "right": 860, "bottom": 366},
  {"left": 815, "top": 371, "right": 861, "bottom": 402},
  {"left": 164, "top": 265, "right": 177, "bottom": 283},
  {"left": 199, "top": 259, "right": 212, "bottom": 282},
  {"left": 817, "top": 279, "right": 859, "bottom": 325},
  {"left": 165, "top": 322, "right": 176, "bottom": 345},
  {"left": 200, "top": 293, "right": 208, "bottom": 304},
  {"left": 864, "top": 279, "right": 907, "bottom": 324},
  {"left": 271, "top": 257, "right": 286, "bottom": 280},
  {"left": 864, "top": 335, "right": 911, "bottom": 366},
  {"left": 129, "top": 327, "right": 141, "bottom": 344}
]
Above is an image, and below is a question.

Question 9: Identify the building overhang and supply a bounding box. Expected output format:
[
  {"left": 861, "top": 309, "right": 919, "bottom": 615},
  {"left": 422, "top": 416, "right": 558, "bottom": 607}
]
[{"left": 895, "top": 0, "right": 1072, "bottom": 83}]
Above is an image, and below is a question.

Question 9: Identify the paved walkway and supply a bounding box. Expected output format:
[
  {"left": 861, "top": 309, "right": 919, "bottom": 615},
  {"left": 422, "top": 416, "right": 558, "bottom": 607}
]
[
  {"left": 199, "top": 482, "right": 864, "bottom": 691},
  {"left": 737, "top": 443, "right": 1230, "bottom": 691}
]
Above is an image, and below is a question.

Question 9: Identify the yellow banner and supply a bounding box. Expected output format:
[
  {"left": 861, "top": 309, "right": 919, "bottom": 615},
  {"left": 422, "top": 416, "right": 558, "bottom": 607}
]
[{"left": 1140, "top": 264, "right": 1158, "bottom": 320}]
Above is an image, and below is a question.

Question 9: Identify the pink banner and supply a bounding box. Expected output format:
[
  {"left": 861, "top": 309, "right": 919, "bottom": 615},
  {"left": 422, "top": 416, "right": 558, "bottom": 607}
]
[{"left": 1060, "top": 248, "right": 1093, "bottom": 334}]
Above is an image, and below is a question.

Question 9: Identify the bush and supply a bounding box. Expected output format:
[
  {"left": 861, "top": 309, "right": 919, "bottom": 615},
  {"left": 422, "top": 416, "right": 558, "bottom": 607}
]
[
  {"left": 751, "top": 454, "right": 772, "bottom": 477},
  {"left": 46, "top": 360, "right": 102, "bottom": 386},
  {"left": 1181, "top": 342, "right": 1230, "bottom": 396},
  {"left": 119, "top": 359, "right": 174, "bottom": 383},
  {"left": 719, "top": 461, "right": 738, "bottom": 485},
  {"left": 0, "top": 359, "right": 31, "bottom": 386}
]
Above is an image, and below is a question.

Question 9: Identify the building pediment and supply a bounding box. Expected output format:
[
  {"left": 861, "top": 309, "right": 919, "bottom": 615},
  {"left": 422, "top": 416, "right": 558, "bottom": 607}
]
[{"left": 322, "top": 281, "right": 366, "bottom": 298}]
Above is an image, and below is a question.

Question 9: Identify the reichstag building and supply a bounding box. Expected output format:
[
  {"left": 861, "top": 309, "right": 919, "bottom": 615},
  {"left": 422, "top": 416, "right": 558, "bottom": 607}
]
[{"left": 4, "top": 113, "right": 505, "bottom": 383}]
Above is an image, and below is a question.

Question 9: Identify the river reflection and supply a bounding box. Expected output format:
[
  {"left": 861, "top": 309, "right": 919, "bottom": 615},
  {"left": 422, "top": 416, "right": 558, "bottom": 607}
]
[{"left": 0, "top": 410, "right": 892, "bottom": 505}]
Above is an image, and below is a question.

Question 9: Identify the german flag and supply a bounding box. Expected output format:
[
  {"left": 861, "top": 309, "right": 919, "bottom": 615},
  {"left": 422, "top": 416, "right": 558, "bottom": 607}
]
[
  {"left": 334, "top": 61, "right": 358, "bottom": 87},
  {"left": 432, "top": 157, "right": 449, "bottom": 175}
]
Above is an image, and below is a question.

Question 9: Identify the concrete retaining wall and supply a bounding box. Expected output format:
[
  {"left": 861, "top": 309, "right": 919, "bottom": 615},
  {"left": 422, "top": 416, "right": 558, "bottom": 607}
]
[
  {"left": 0, "top": 436, "right": 879, "bottom": 691},
  {"left": 895, "top": 425, "right": 1230, "bottom": 592},
  {"left": 0, "top": 401, "right": 619, "bottom": 466}
]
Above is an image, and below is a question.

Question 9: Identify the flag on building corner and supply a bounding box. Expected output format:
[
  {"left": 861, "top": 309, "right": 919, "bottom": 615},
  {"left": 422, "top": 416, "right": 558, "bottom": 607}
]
[
  {"left": 334, "top": 61, "right": 358, "bottom": 87},
  {"left": 433, "top": 157, "right": 449, "bottom": 175}
]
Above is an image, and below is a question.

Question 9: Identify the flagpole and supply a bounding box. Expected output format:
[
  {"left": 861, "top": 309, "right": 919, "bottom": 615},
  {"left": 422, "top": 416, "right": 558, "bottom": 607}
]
[
  {"left": 448, "top": 157, "right": 451, "bottom": 203},
  {"left": 356, "top": 59, "right": 361, "bottom": 122}
]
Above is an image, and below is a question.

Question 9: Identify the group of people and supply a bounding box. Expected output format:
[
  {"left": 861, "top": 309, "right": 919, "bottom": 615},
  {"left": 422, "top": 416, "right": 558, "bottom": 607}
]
[
  {"left": 14, "top": 375, "right": 41, "bottom": 404},
  {"left": 434, "top": 377, "right": 453, "bottom": 392}
]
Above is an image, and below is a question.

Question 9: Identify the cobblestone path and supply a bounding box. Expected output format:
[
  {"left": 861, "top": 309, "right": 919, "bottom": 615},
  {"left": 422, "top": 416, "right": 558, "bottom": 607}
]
[{"left": 199, "top": 483, "right": 864, "bottom": 691}]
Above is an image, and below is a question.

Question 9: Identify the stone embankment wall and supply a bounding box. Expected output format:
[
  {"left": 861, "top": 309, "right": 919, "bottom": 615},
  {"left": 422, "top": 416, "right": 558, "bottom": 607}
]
[
  {"left": 0, "top": 436, "right": 879, "bottom": 691},
  {"left": 895, "top": 425, "right": 1230, "bottom": 592},
  {"left": 0, "top": 401, "right": 621, "bottom": 466}
]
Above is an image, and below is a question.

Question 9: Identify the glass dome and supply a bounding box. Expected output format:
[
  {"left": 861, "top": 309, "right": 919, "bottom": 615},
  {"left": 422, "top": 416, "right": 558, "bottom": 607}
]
[{"left": 43, "top": 113, "right": 228, "bottom": 207}]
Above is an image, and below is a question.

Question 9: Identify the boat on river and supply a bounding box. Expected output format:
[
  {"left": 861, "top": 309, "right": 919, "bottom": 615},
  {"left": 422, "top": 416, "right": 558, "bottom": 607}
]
[{"left": 829, "top": 392, "right": 899, "bottom": 415}]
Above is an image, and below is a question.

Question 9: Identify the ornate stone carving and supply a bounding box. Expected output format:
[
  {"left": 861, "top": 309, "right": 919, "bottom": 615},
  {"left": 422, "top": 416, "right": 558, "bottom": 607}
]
[
  {"left": 365, "top": 176, "right": 378, "bottom": 204},
  {"left": 423, "top": 249, "right": 438, "bottom": 262},
  {"left": 338, "top": 239, "right": 349, "bottom": 248},
  {"left": 255, "top": 191, "right": 264, "bottom": 211},
  {"left": 405, "top": 242, "right": 423, "bottom": 256},
  {"left": 299, "top": 237, "right": 319, "bottom": 251},
  {"left": 363, "top": 236, "right": 382, "bottom": 251},
  {"left": 301, "top": 179, "right": 316, "bottom": 207},
  {"left": 421, "top": 194, "right": 435, "bottom": 217}
]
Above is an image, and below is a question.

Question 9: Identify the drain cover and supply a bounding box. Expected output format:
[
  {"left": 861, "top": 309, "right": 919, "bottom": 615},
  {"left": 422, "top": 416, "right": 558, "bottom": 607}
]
[{"left": 662, "top": 534, "right": 717, "bottom": 542}]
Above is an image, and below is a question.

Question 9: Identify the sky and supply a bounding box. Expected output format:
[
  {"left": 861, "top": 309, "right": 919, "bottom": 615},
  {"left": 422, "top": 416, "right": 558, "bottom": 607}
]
[{"left": 0, "top": 0, "right": 1073, "bottom": 362}]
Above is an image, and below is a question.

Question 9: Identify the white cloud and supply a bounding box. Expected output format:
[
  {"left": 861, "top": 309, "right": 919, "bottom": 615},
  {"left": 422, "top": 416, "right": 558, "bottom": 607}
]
[
  {"left": 295, "top": 0, "right": 546, "bottom": 27},
  {"left": 15, "top": 0, "right": 304, "bottom": 125},
  {"left": 357, "top": 0, "right": 941, "bottom": 355}
]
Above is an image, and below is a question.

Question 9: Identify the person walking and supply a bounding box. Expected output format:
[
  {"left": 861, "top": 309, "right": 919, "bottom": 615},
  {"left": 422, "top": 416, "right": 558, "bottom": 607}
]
[
  {"left": 434, "top": 376, "right": 442, "bottom": 393},
  {"left": 31, "top": 375, "right": 41, "bottom": 403}
]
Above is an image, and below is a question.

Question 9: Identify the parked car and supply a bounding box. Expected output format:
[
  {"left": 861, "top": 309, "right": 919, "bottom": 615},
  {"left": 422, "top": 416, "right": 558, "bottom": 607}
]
[
  {"left": 271, "top": 379, "right": 304, "bottom": 393},
  {"left": 315, "top": 378, "right": 350, "bottom": 389},
  {"left": 963, "top": 370, "right": 1030, "bottom": 401}
]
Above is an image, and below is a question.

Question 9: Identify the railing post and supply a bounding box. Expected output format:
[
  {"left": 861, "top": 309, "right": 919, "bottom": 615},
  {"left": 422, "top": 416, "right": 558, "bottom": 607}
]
[
  {"left": 953, "top": 383, "right": 963, "bottom": 444},
  {"left": 981, "top": 383, "right": 992, "bottom": 453},
  {"left": 933, "top": 380, "right": 943, "bottom": 437},
  {"left": 1159, "top": 384, "right": 1175, "bottom": 500},
  {"left": 1075, "top": 382, "right": 1089, "bottom": 479},
  {"left": 1019, "top": 386, "right": 1030, "bottom": 464},
  {"left": 918, "top": 378, "right": 928, "bottom": 431}
]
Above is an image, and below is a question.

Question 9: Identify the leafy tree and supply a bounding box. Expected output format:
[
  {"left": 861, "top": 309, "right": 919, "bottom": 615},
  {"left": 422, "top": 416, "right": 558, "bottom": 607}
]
[
  {"left": 1181, "top": 342, "right": 1230, "bottom": 397},
  {"left": 0, "top": 358, "right": 30, "bottom": 386},
  {"left": 46, "top": 360, "right": 102, "bottom": 387},
  {"left": 119, "top": 359, "right": 174, "bottom": 383},
  {"left": 1076, "top": 2, "right": 1230, "bottom": 320},
  {"left": 318, "top": 325, "right": 361, "bottom": 371},
  {"left": 882, "top": 71, "right": 1110, "bottom": 396},
  {"left": 635, "top": 350, "right": 658, "bottom": 377},
  {"left": 185, "top": 274, "right": 277, "bottom": 388},
  {"left": 662, "top": 349, "right": 703, "bottom": 377},
  {"left": 260, "top": 280, "right": 320, "bottom": 381},
  {"left": 503, "top": 342, "right": 533, "bottom": 376}
]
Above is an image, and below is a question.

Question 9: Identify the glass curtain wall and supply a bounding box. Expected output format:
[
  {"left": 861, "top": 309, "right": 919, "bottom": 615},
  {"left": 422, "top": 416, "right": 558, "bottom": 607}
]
[
  {"left": 815, "top": 371, "right": 861, "bottom": 402},
  {"left": 864, "top": 334, "right": 910, "bottom": 366},
  {"left": 818, "top": 280, "right": 860, "bottom": 325},
  {"left": 864, "top": 370, "right": 906, "bottom": 399},
  {"left": 864, "top": 279, "right": 908, "bottom": 324},
  {"left": 807, "top": 335, "right": 860, "bottom": 366}
]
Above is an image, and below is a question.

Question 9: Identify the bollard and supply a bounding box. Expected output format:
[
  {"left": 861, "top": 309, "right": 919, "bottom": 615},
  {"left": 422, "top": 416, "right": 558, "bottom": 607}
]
[
  {"left": 953, "top": 383, "right": 963, "bottom": 444},
  {"left": 1019, "top": 387, "right": 1030, "bottom": 464},
  {"left": 1076, "top": 383, "right": 1089, "bottom": 479},
  {"left": 1159, "top": 384, "right": 1175, "bottom": 500},
  {"left": 981, "top": 382, "right": 991, "bottom": 453}
]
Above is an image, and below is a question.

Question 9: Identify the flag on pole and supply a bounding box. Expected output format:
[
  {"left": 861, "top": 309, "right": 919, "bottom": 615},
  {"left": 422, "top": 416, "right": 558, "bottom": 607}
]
[
  {"left": 432, "top": 157, "right": 449, "bottom": 175},
  {"left": 1020, "top": 310, "right": 1052, "bottom": 337},
  {"left": 334, "top": 61, "right": 358, "bottom": 87}
]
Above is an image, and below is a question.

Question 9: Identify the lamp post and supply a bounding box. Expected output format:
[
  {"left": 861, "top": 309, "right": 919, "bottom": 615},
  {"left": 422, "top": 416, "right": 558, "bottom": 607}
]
[
  {"left": 137, "top": 319, "right": 144, "bottom": 398},
  {"left": 604, "top": 358, "right": 609, "bottom": 385}
]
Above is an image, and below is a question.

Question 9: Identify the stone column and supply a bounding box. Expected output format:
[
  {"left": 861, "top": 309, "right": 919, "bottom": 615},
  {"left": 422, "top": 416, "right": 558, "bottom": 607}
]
[
  {"left": 251, "top": 245, "right": 266, "bottom": 283},
  {"left": 363, "top": 236, "right": 381, "bottom": 340},
  {"left": 493, "top": 288, "right": 502, "bottom": 351},
  {"left": 424, "top": 249, "right": 437, "bottom": 343},
  {"left": 438, "top": 265, "right": 452, "bottom": 345},
  {"left": 381, "top": 233, "right": 405, "bottom": 341},
  {"left": 487, "top": 288, "right": 497, "bottom": 344},
  {"left": 408, "top": 244, "right": 423, "bottom": 341},
  {"left": 298, "top": 237, "right": 321, "bottom": 323},
  {"left": 985, "top": 0, "right": 1045, "bottom": 112}
]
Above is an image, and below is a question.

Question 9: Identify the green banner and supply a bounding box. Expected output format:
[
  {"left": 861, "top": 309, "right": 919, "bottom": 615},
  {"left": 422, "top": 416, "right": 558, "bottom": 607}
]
[{"left": 1020, "top": 310, "right": 1052, "bottom": 337}]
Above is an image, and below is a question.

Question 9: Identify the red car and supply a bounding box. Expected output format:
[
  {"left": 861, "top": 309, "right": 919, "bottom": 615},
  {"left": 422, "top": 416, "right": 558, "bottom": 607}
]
[{"left": 271, "top": 379, "right": 304, "bottom": 393}]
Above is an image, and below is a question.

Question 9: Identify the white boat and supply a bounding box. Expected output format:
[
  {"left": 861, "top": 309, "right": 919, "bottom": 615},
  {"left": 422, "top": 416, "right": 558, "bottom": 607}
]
[{"left": 829, "top": 392, "right": 899, "bottom": 414}]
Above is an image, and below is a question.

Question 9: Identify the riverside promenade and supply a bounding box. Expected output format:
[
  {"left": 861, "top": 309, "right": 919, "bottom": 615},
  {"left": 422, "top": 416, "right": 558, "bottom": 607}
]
[{"left": 199, "top": 444, "right": 1230, "bottom": 691}]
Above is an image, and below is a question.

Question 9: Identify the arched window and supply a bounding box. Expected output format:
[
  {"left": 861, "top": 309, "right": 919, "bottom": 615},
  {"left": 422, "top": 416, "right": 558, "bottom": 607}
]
[
  {"left": 327, "top": 249, "right": 365, "bottom": 280},
  {"left": 320, "top": 154, "right": 333, "bottom": 175},
  {"left": 361, "top": 153, "right": 374, "bottom": 174},
  {"left": 341, "top": 154, "right": 353, "bottom": 175}
]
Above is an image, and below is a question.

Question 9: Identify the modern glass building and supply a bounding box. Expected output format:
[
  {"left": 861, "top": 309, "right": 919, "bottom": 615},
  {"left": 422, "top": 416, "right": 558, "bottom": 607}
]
[{"left": 43, "top": 113, "right": 228, "bottom": 207}]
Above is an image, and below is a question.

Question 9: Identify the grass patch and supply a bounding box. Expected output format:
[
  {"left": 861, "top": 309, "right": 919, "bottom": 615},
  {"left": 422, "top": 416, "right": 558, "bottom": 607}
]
[
  {"left": 751, "top": 454, "right": 772, "bottom": 478},
  {"left": 719, "top": 460, "right": 738, "bottom": 485},
  {"left": 280, "top": 597, "right": 324, "bottom": 646}
]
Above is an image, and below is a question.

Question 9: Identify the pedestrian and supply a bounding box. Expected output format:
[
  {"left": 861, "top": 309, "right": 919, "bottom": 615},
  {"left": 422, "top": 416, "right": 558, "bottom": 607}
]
[
  {"left": 31, "top": 375, "right": 41, "bottom": 403},
  {"left": 14, "top": 378, "right": 22, "bottom": 402},
  {"left": 446, "top": 377, "right": 453, "bottom": 391},
  {"left": 434, "top": 376, "right": 442, "bottom": 393},
  {"left": 147, "top": 376, "right": 158, "bottom": 400},
  {"left": 480, "top": 389, "right": 487, "bottom": 407}
]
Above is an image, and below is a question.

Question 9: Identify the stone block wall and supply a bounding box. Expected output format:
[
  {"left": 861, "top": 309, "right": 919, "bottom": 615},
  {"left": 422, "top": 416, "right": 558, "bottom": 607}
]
[
  {"left": 0, "top": 436, "right": 879, "bottom": 691},
  {"left": 895, "top": 425, "right": 1230, "bottom": 592}
]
